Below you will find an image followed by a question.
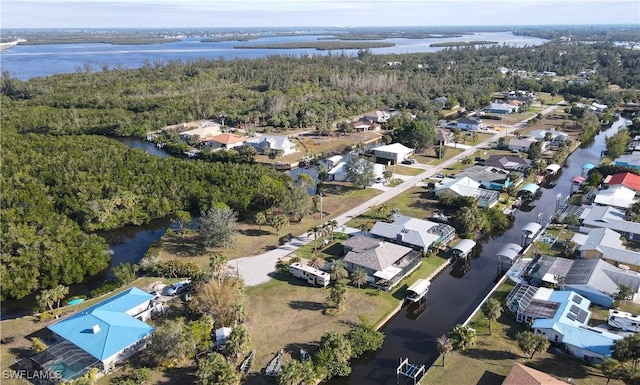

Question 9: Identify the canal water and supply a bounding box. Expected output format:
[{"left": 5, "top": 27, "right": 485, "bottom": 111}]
[{"left": 334, "top": 116, "right": 626, "bottom": 385}]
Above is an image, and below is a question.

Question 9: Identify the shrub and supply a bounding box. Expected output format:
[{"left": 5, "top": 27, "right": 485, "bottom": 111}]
[
  {"left": 90, "top": 281, "right": 121, "bottom": 298},
  {"left": 31, "top": 337, "right": 47, "bottom": 353}
]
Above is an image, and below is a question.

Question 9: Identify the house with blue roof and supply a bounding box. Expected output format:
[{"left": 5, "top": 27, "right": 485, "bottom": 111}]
[
  {"left": 507, "top": 284, "right": 622, "bottom": 362},
  {"left": 36, "top": 287, "right": 157, "bottom": 380}
]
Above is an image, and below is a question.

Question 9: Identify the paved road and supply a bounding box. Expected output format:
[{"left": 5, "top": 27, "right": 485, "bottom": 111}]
[{"left": 231, "top": 103, "right": 564, "bottom": 286}]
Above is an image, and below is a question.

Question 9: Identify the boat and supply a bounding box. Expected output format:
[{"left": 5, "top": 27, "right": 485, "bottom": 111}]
[
  {"left": 265, "top": 349, "right": 283, "bottom": 376},
  {"left": 300, "top": 348, "right": 310, "bottom": 362},
  {"left": 405, "top": 279, "right": 431, "bottom": 303},
  {"left": 239, "top": 350, "right": 255, "bottom": 374}
]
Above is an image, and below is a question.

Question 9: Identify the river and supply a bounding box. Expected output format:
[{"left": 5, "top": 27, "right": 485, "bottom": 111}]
[
  {"left": 331, "top": 116, "right": 626, "bottom": 385},
  {"left": 0, "top": 31, "right": 547, "bottom": 80}
]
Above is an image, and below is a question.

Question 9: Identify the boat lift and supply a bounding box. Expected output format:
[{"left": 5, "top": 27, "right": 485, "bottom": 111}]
[{"left": 397, "top": 357, "right": 425, "bottom": 385}]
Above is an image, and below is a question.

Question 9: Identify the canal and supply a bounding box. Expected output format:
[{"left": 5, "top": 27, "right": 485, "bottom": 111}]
[{"left": 335, "top": 116, "right": 626, "bottom": 385}]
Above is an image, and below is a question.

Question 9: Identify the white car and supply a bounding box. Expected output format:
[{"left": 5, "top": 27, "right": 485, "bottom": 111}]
[{"left": 166, "top": 279, "right": 191, "bottom": 296}]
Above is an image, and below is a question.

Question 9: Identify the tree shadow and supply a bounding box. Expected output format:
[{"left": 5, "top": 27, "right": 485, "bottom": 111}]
[
  {"left": 239, "top": 229, "right": 271, "bottom": 237},
  {"left": 156, "top": 366, "right": 197, "bottom": 385},
  {"left": 288, "top": 300, "right": 325, "bottom": 311},
  {"left": 459, "top": 347, "right": 520, "bottom": 361}
]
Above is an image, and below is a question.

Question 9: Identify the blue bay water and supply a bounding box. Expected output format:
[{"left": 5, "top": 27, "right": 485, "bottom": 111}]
[{"left": 0, "top": 31, "right": 547, "bottom": 80}]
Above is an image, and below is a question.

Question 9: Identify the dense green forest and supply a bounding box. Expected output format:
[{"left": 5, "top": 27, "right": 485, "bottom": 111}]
[{"left": 2, "top": 40, "right": 639, "bottom": 300}]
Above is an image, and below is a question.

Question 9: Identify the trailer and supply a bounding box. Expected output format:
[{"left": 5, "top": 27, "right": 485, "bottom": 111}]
[
  {"left": 288, "top": 262, "right": 331, "bottom": 287},
  {"left": 608, "top": 309, "right": 640, "bottom": 332}
]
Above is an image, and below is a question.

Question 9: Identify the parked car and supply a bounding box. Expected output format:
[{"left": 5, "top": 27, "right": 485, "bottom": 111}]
[
  {"left": 166, "top": 279, "right": 191, "bottom": 296},
  {"left": 375, "top": 177, "right": 383, "bottom": 183},
  {"left": 401, "top": 159, "right": 417, "bottom": 165}
]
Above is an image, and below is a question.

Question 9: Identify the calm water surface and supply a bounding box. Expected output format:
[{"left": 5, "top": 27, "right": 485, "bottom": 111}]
[{"left": 1, "top": 32, "right": 547, "bottom": 80}]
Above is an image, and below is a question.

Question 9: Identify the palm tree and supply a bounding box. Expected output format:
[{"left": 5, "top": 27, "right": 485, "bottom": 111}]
[
  {"left": 308, "top": 225, "right": 321, "bottom": 251},
  {"left": 359, "top": 223, "right": 370, "bottom": 235},
  {"left": 310, "top": 254, "right": 325, "bottom": 270},
  {"left": 271, "top": 214, "right": 289, "bottom": 236},
  {"left": 481, "top": 298, "right": 502, "bottom": 335},
  {"left": 330, "top": 260, "right": 348, "bottom": 281},
  {"left": 350, "top": 268, "right": 368, "bottom": 288},
  {"left": 450, "top": 324, "right": 477, "bottom": 350},
  {"left": 37, "top": 289, "right": 54, "bottom": 314},
  {"left": 209, "top": 252, "right": 228, "bottom": 284},
  {"left": 436, "top": 335, "right": 453, "bottom": 367},
  {"left": 325, "top": 219, "right": 339, "bottom": 241},
  {"left": 255, "top": 212, "right": 266, "bottom": 232}
]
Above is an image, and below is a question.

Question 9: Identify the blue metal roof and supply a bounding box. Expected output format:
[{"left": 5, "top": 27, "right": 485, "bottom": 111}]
[
  {"left": 582, "top": 163, "right": 596, "bottom": 170},
  {"left": 520, "top": 183, "right": 540, "bottom": 193},
  {"left": 48, "top": 287, "right": 154, "bottom": 361}
]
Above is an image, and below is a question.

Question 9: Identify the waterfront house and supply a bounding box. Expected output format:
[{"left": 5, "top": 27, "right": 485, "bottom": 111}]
[
  {"left": 522, "top": 254, "right": 640, "bottom": 307},
  {"left": 573, "top": 227, "right": 640, "bottom": 271},
  {"left": 349, "top": 121, "right": 381, "bottom": 132},
  {"left": 579, "top": 204, "right": 640, "bottom": 241},
  {"left": 370, "top": 143, "right": 415, "bottom": 164},
  {"left": 327, "top": 161, "right": 384, "bottom": 182},
  {"left": 604, "top": 172, "right": 640, "bottom": 193},
  {"left": 502, "top": 363, "right": 570, "bottom": 385},
  {"left": 506, "top": 284, "right": 621, "bottom": 362},
  {"left": 203, "top": 133, "right": 247, "bottom": 150},
  {"left": 35, "top": 288, "right": 158, "bottom": 381},
  {"left": 593, "top": 185, "right": 636, "bottom": 209},
  {"left": 434, "top": 177, "right": 500, "bottom": 208},
  {"left": 369, "top": 214, "right": 455, "bottom": 252},
  {"left": 525, "top": 128, "right": 570, "bottom": 144},
  {"left": 245, "top": 135, "right": 297, "bottom": 156},
  {"left": 341, "top": 235, "right": 422, "bottom": 291},
  {"left": 452, "top": 165, "right": 523, "bottom": 191},
  {"left": 508, "top": 137, "right": 548, "bottom": 153},
  {"left": 487, "top": 102, "right": 518, "bottom": 114},
  {"left": 613, "top": 152, "right": 640, "bottom": 171},
  {"left": 484, "top": 155, "right": 532, "bottom": 172}
]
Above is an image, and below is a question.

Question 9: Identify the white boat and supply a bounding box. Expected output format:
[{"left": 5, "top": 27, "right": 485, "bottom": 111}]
[
  {"left": 300, "top": 348, "right": 310, "bottom": 362},
  {"left": 265, "top": 349, "right": 283, "bottom": 376},
  {"left": 405, "top": 279, "right": 431, "bottom": 303}
]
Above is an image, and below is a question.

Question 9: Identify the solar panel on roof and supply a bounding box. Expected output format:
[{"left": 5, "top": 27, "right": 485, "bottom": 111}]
[
  {"left": 577, "top": 310, "right": 588, "bottom": 323},
  {"left": 572, "top": 295, "right": 583, "bottom": 304},
  {"left": 566, "top": 312, "right": 577, "bottom": 321},
  {"left": 570, "top": 304, "right": 581, "bottom": 315}
]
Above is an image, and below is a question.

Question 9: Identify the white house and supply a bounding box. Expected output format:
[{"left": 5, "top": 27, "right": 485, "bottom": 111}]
[
  {"left": 245, "top": 135, "right": 297, "bottom": 156},
  {"left": 525, "top": 128, "right": 570, "bottom": 144},
  {"left": 454, "top": 117, "right": 483, "bottom": 131},
  {"left": 593, "top": 185, "right": 636, "bottom": 209},
  {"left": 370, "top": 143, "right": 415, "bottom": 164},
  {"left": 508, "top": 137, "right": 546, "bottom": 152},
  {"left": 487, "top": 102, "right": 518, "bottom": 114},
  {"left": 362, "top": 110, "right": 390, "bottom": 123}
]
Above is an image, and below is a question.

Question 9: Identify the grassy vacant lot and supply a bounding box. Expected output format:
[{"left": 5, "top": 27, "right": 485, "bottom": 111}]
[
  {"left": 420, "top": 283, "right": 626, "bottom": 385},
  {"left": 148, "top": 181, "right": 380, "bottom": 266}
]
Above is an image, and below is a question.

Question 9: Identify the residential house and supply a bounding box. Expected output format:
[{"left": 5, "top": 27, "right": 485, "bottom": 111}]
[
  {"left": 203, "top": 133, "right": 247, "bottom": 150},
  {"left": 327, "top": 161, "right": 384, "bottom": 182},
  {"left": 487, "top": 102, "right": 518, "bottom": 114},
  {"left": 341, "top": 235, "right": 422, "bottom": 291},
  {"left": 370, "top": 143, "right": 415, "bottom": 164},
  {"left": 435, "top": 128, "right": 454, "bottom": 145},
  {"left": 434, "top": 176, "right": 500, "bottom": 208},
  {"left": 502, "top": 363, "right": 570, "bottom": 385},
  {"left": 525, "top": 128, "right": 570, "bottom": 144},
  {"left": 508, "top": 137, "right": 548, "bottom": 153},
  {"left": 433, "top": 96, "right": 448, "bottom": 109},
  {"left": 484, "top": 155, "right": 532, "bottom": 172},
  {"left": 593, "top": 185, "right": 636, "bottom": 209},
  {"left": 369, "top": 214, "right": 455, "bottom": 252},
  {"left": 362, "top": 110, "right": 390, "bottom": 123},
  {"left": 245, "top": 135, "right": 297, "bottom": 156},
  {"left": 522, "top": 254, "right": 640, "bottom": 307},
  {"left": 452, "top": 165, "right": 523, "bottom": 191},
  {"left": 613, "top": 152, "right": 640, "bottom": 170},
  {"left": 349, "top": 121, "right": 381, "bottom": 132},
  {"left": 573, "top": 227, "right": 640, "bottom": 272},
  {"left": 36, "top": 288, "right": 158, "bottom": 381},
  {"left": 604, "top": 172, "right": 640, "bottom": 194},
  {"left": 579, "top": 204, "right": 640, "bottom": 241},
  {"left": 454, "top": 117, "right": 483, "bottom": 131},
  {"left": 506, "top": 284, "right": 622, "bottom": 362}
]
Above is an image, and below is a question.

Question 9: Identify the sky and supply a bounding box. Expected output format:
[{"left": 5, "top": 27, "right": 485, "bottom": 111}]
[{"left": 1, "top": 0, "right": 639, "bottom": 29}]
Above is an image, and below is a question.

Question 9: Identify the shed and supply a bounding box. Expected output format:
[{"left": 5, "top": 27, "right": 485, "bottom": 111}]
[
  {"left": 215, "top": 327, "right": 233, "bottom": 349},
  {"left": 451, "top": 239, "right": 476, "bottom": 259}
]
